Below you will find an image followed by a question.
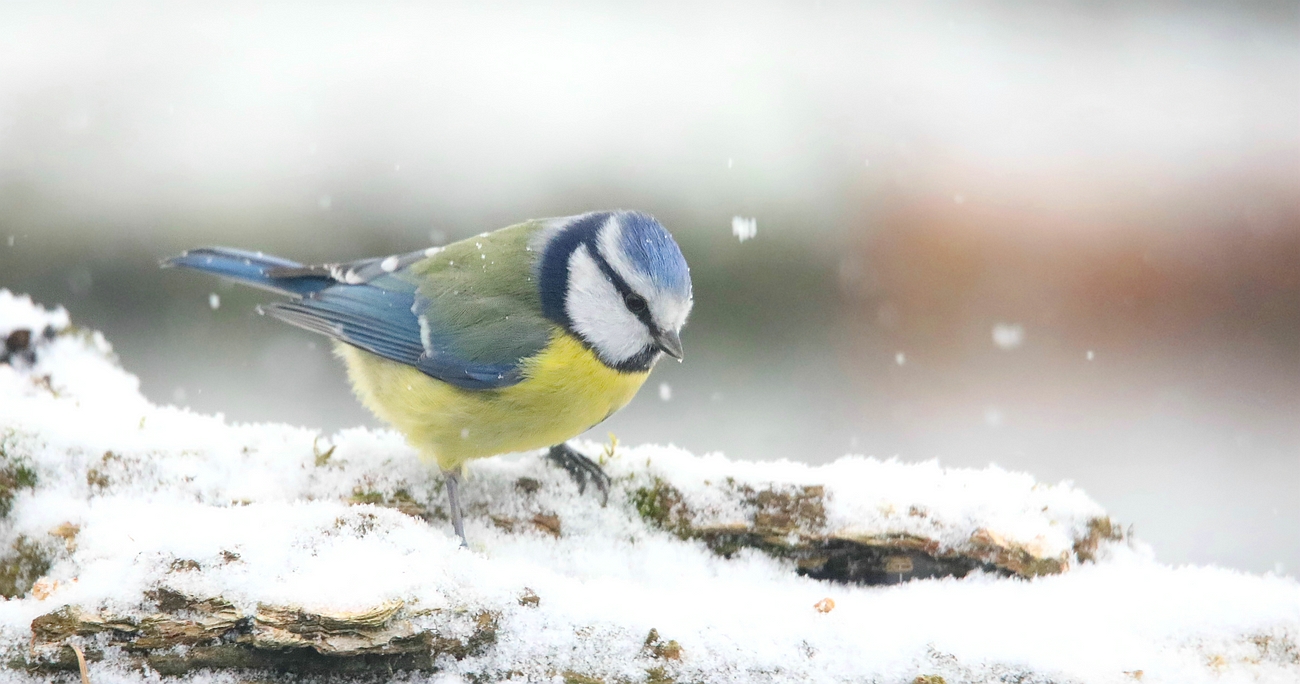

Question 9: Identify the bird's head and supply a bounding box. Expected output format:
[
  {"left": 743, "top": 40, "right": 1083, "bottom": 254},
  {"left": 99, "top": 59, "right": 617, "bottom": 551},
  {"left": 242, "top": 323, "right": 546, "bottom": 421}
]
[{"left": 537, "top": 211, "right": 693, "bottom": 372}]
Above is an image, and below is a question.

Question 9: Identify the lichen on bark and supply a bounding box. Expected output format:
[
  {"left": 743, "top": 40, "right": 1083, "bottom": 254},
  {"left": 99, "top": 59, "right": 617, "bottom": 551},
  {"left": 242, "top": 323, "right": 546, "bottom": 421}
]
[{"left": 26, "top": 590, "right": 498, "bottom": 676}]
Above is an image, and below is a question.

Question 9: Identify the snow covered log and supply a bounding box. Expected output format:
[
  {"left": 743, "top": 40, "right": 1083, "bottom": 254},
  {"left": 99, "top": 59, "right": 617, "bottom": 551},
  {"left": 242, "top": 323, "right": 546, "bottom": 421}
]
[
  {"left": 1, "top": 289, "right": 1298, "bottom": 684},
  {"left": 29, "top": 596, "right": 499, "bottom": 675}
]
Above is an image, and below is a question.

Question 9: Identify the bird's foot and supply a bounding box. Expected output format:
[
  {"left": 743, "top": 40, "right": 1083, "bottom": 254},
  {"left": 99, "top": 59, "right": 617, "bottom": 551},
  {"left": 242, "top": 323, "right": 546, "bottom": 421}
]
[
  {"left": 545, "top": 443, "right": 611, "bottom": 506},
  {"left": 442, "top": 469, "right": 470, "bottom": 548}
]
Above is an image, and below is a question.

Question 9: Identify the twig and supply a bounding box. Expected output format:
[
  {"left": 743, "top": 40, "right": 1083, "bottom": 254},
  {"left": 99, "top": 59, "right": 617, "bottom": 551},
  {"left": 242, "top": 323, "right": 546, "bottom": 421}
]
[{"left": 68, "top": 643, "right": 90, "bottom": 684}]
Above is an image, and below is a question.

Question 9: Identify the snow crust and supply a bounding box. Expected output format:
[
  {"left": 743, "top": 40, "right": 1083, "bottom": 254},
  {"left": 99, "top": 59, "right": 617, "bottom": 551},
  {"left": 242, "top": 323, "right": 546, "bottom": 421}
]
[{"left": 1, "top": 289, "right": 1298, "bottom": 683}]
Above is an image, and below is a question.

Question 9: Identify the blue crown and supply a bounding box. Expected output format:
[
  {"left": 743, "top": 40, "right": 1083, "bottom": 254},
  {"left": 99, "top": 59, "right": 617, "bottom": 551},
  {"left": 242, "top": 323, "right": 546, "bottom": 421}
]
[{"left": 614, "top": 211, "right": 691, "bottom": 299}]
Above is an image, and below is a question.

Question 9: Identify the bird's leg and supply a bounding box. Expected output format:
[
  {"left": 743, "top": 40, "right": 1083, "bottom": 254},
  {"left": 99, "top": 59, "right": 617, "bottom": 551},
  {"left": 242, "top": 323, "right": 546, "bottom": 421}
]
[
  {"left": 442, "top": 469, "right": 469, "bottom": 548},
  {"left": 545, "top": 443, "right": 611, "bottom": 506}
]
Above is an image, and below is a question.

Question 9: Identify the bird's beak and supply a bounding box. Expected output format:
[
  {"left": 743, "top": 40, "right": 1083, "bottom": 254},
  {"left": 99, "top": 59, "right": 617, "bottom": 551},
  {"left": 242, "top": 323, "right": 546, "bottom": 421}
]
[{"left": 654, "top": 329, "right": 684, "bottom": 361}]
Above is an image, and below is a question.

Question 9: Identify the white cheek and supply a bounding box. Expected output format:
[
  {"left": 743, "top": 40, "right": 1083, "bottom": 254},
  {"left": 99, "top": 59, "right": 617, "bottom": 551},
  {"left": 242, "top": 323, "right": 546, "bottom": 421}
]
[{"left": 565, "top": 246, "right": 653, "bottom": 364}]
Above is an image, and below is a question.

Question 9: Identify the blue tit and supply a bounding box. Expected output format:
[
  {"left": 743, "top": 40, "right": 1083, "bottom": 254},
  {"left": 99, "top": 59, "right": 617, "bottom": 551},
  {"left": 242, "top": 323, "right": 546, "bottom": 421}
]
[{"left": 163, "top": 211, "right": 693, "bottom": 544}]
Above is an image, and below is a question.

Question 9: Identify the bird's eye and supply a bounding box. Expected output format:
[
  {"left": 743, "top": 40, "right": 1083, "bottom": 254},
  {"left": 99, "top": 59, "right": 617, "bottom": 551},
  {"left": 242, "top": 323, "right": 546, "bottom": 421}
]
[{"left": 624, "top": 293, "right": 648, "bottom": 314}]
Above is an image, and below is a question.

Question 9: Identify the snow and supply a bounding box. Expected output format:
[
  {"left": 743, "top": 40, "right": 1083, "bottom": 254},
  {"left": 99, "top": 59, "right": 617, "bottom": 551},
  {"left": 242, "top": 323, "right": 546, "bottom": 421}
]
[
  {"left": 730, "top": 216, "right": 757, "bottom": 242},
  {"left": 992, "top": 323, "right": 1025, "bottom": 350},
  {"left": 0, "top": 293, "right": 69, "bottom": 336},
  {"left": 0, "top": 289, "right": 1297, "bottom": 683}
]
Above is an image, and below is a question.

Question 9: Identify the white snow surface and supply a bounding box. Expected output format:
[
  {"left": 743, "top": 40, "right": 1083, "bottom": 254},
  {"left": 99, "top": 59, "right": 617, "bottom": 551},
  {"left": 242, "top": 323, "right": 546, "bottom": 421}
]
[{"left": 0, "top": 289, "right": 1298, "bottom": 683}]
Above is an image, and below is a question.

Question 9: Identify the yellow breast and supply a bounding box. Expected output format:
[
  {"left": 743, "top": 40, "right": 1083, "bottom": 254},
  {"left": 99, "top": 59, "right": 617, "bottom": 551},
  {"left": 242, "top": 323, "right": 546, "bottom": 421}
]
[{"left": 335, "top": 332, "right": 650, "bottom": 471}]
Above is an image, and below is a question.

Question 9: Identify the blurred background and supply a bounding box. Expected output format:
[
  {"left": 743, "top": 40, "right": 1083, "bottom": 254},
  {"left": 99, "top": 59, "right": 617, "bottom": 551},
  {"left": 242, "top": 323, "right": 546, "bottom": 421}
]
[{"left": 1, "top": 1, "right": 1297, "bottom": 574}]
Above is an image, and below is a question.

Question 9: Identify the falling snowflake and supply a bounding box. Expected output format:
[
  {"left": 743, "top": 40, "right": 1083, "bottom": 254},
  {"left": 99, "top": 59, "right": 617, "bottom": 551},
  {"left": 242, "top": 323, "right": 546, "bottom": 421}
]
[
  {"left": 731, "top": 216, "right": 757, "bottom": 242},
  {"left": 992, "top": 323, "right": 1025, "bottom": 350}
]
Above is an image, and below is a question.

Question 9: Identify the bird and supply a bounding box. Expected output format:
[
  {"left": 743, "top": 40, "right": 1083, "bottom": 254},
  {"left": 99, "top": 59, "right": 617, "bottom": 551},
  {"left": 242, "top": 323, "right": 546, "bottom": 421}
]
[{"left": 162, "top": 211, "right": 692, "bottom": 545}]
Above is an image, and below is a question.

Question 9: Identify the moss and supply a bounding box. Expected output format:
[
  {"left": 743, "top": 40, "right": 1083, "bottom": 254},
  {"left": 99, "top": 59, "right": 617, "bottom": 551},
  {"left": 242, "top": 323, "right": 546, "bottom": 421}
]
[
  {"left": 562, "top": 672, "right": 605, "bottom": 684},
  {"left": 643, "top": 628, "right": 682, "bottom": 661},
  {"left": 168, "top": 558, "right": 202, "bottom": 573},
  {"left": 629, "top": 477, "right": 1033, "bottom": 585},
  {"left": 0, "top": 535, "right": 53, "bottom": 598},
  {"left": 439, "top": 609, "right": 499, "bottom": 660},
  {"left": 630, "top": 479, "right": 691, "bottom": 537},
  {"left": 0, "top": 432, "right": 37, "bottom": 518},
  {"left": 966, "top": 529, "right": 1067, "bottom": 578},
  {"left": 349, "top": 487, "right": 430, "bottom": 521},
  {"left": 85, "top": 451, "right": 122, "bottom": 492},
  {"left": 350, "top": 488, "right": 386, "bottom": 505},
  {"left": 313, "top": 443, "right": 336, "bottom": 467},
  {"left": 740, "top": 484, "right": 826, "bottom": 534},
  {"left": 643, "top": 628, "right": 661, "bottom": 648},
  {"left": 10, "top": 465, "right": 36, "bottom": 490},
  {"left": 30, "top": 606, "right": 88, "bottom": 641},
  {"left": 631, "top": 481, "right": 670, "bottom": 525},
  {"left": 1073, "top": 517, "right": 1124, "bottom": 563},
  {"left": 85, "top": 469, "right": 110, "bottom": 490},
  {"left": 913, "top": 676, "right": 947, "bottom": 684}
]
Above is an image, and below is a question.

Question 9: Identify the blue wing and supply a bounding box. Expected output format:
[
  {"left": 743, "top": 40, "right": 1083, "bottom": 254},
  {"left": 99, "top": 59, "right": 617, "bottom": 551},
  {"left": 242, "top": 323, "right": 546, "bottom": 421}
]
[
  {"left": 163, "top": 247, "right": 532, "bottom": 390},
  {"left": 266, "top": 280, "right": 525, "bottom": 390}
]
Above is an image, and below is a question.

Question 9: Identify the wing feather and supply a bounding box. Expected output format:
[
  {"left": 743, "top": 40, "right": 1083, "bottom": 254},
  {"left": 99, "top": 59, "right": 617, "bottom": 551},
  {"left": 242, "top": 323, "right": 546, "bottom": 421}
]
[{"left": 261, "top": 225, "right": 550, "bottom": 390}]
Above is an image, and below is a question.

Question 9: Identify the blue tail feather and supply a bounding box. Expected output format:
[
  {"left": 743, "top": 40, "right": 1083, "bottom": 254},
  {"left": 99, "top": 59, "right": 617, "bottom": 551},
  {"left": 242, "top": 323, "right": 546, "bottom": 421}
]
[
  {"left": 161, "top": 247, "right": 332, "bottom": 297},
  {"left": 162, "top": 244, "right": 524, "bottom": 390}
]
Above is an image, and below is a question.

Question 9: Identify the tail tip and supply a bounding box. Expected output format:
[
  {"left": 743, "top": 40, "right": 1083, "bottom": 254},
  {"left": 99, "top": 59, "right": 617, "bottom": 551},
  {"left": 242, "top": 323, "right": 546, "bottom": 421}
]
[{"left": 158, "top": 252, "right": 188, "bottom": 269}]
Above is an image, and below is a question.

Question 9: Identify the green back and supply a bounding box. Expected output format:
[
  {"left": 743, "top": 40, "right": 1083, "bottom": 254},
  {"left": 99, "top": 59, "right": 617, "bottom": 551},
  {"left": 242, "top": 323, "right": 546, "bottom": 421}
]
[{"left": 403, "top": 221, "right": 553, "bottom": 366}]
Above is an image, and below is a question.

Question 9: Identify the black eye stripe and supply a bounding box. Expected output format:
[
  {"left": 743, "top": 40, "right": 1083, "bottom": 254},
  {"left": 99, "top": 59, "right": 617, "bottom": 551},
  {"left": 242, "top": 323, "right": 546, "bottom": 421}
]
[{"left": 587, "top": 242, "right": 657, "bottom": 330}]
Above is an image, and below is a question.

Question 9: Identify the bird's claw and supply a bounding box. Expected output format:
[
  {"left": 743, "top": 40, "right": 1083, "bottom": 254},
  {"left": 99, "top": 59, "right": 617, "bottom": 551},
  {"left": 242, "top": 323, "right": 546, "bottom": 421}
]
[{"left": 545, "top": 443, "right": 611, "bottom": 506}]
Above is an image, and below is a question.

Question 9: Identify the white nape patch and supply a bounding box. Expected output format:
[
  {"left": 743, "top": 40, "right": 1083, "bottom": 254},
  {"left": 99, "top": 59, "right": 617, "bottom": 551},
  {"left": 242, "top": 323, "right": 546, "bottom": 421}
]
[
  {"left": 528, "top": 216, "right": 574, "bottom": 256},
  {"left": 566, "top": 244, "right": 652, "bottom": 364},
  {"left": 595, "top": 217, "right": 693, "bottom": 333},
  {"left": 380, "top": 256, "right": 399, "bottom": 273}
]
